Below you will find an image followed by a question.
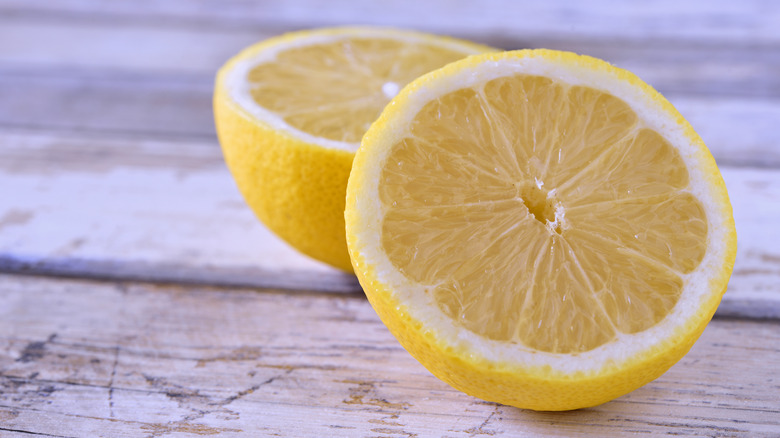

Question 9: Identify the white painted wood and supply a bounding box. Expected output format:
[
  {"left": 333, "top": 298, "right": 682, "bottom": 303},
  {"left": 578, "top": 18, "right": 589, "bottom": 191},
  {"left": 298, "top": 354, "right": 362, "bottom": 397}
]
[
  {"left": 0, "top": 274, "right": 778, "bottom": 437},
  {"left": 0, "top": 130, "right": 359, "bottom": 292},
  {"left": 1, "top": 71, "right": 779, "bottom": 167},
  {"left": 0, "top": 71, "right": 215, "bottom": 138},
  {"left": 1, "top": 18, "right": 778, "bottom": 100},
  {"left": 723, "top": 167, "right": 780, "bottom": 318},
  {"left": 1, "top": 17, "right": 778, "bottom": 167},
  {"left": 677, "top": 97, "right": 780, "bottom": 168},
  {"left": 0, "top": 19, "right": 267, "bottom": 75},
  {"left": 2, "top": 0, "right": 780, "bottom": 45},
  {"left": 0, "top": 129, "right": 777, "bottom": 316}
]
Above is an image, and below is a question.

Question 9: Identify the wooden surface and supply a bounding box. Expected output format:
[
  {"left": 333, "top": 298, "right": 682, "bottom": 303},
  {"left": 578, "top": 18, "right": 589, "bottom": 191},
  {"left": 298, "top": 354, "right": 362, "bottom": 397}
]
[
  {"left": 1, "top": 275, "right": 779, "bottom": 437},
  {"left": 1, "top": 1, "right": 779, "bottom": 436}
]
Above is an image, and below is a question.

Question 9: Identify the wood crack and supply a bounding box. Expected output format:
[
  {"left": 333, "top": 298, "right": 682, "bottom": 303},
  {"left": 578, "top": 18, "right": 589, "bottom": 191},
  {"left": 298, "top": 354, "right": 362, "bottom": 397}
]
[
  {"left": 140, "top": 370, "right": 292, "bottom": 437},
  {"left": 0, "top": 427, "right": 77, "bottom": 438},
  {"left": 107, "top": 345, "right": 120, "bottom": 418},
  {"left": 465, "top": 404, "right": 500, "bottom": 436}
]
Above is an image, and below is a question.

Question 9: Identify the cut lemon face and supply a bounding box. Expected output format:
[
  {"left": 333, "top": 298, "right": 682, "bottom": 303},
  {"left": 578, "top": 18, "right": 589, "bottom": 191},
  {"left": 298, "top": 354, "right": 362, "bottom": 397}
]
[
  {"left": 214, "top": 27, "right": 493, "bottom": 271},
  {"left": 345, "top": 49, "right": 737, "bottom": 410}
]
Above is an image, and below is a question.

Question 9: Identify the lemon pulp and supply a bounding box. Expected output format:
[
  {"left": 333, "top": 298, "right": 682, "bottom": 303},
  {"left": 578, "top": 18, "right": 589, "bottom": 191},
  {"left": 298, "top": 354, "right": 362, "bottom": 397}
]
[
  {"left": 379, "top": 74, "right": 708, "bottom": 354},
  {"left": 245, "top": 37, "right": 476, "bottom": 145}
]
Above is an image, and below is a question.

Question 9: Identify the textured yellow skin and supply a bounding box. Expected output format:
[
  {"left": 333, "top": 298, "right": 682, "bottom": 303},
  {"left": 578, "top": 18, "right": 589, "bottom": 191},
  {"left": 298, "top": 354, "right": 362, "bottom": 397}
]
[
  {"left": 214, "top": 27, "right": 493, "bottom": 272},
  {"left": 215, "top": 89, "right": 354, "bottom": 271},
  {"left": 345, "top": 49, "right": 738, "bottom": 410}
]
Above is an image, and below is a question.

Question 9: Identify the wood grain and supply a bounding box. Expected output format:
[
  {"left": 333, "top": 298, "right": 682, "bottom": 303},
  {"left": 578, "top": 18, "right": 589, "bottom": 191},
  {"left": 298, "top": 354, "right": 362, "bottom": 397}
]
[
  {"left": 3, "top": 17, "right": 779, "bottom": 100},
  {"left": 1, "top": 2, "right": 778, "bottom": 435},
  {"left": 2, "top": 13, "right": 779, "bottom": 168},
  {"left": 0, "top": 129, "right": 359, "bottom": 293},
  {"left": 0, "top": 274, "right": 778, "bottom": 437},
  {"left": 3, "top": 0, "right": 780, "bottom": 45},
  {"left": 1, "top": 69, "right": 780, "bottom": 168},
  {"left": 0, "top": 129, "right": 777, "bottom": 317},
  {"left": 2, "top": 10, "right": 779, "bottom": 170}
]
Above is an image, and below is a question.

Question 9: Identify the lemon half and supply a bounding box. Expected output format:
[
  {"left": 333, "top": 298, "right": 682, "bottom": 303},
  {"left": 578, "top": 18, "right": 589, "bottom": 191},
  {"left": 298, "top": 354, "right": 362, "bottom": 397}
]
[
  {"left": 345, "top": 49, "right": 737, "bottom": 410},
  {"left": 214, "top": 27, "right": 494, "bottom": 271}
]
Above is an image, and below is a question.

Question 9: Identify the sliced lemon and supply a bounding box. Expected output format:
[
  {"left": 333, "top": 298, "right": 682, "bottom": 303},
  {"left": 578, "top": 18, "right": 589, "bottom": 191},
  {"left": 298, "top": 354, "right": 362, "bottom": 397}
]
[
  {"left": 345, "top": 49, "right": 737, "bottom": 410},
  {"left": 214, "top": 27, "right": 494, "bottom": 271}
]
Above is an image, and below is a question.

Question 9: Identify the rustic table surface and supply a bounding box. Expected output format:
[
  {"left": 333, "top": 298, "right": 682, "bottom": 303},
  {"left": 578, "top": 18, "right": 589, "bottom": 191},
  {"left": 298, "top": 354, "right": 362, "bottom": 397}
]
[{"left": 1, "top": 1, "right": 779, "bottom": 437}]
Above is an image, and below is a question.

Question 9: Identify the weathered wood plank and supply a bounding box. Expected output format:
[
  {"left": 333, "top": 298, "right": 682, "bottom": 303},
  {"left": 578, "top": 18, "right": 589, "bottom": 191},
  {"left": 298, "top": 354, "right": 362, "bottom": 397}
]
[
  {"left": 0, "top": 129, "right": 359, "bottom": 292},
  {"left": 2, "top": 0, "right": 780, "bottom": 45},
  {"left": 0, "top": 274, "right": 778, "bottom": 436},
  {"left": 2, "top": 18, "right": 778, "bottom": 100},
  {"left": 0, "top": 19, "right": 266, "bottom": 76},
  {"left": 0, "top": 129, "right": 778, "bottom": 315},
  {"left": 0, "top": 71, "right": 215, "bottom": 138},
  {"left": 2, "top": 16, "right": 778, "bottom": 165},
  {"left": 1, "top": 70, "right": 779, "bottom": 167},
  {"left": 679, "top": 97, "right": 780, "bottom": 168}
]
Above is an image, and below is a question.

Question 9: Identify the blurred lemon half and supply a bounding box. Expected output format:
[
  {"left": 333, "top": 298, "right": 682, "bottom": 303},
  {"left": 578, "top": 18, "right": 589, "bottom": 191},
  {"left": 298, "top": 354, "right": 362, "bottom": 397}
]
[{"left": 214, "top": 27, "right": 494, "bottom": 271}]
